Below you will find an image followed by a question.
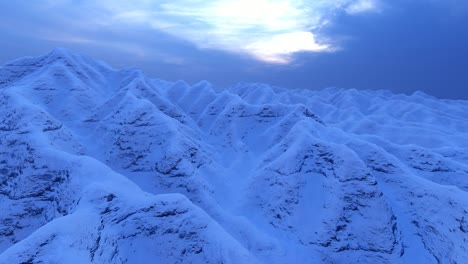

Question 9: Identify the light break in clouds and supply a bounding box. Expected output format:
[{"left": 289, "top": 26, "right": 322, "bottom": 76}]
[{"left": 48, "top": 0, "right": 381, "bottom": 64}]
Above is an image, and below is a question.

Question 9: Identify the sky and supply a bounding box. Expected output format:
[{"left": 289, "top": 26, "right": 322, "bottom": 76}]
[{"left": 0, "top": 0, "right": 467, "bottom": 99}]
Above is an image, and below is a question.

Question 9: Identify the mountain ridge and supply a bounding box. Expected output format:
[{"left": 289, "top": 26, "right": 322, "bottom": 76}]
[{"left": 0, "top": 48, "right": 467, "bottom": 263}]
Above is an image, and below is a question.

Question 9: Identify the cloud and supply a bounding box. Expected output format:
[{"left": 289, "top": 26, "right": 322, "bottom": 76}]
[
  {"left": 246, "top": 31, "right": 330, "bottom": 63},
  {"left": 130, "top": 0, "right": 332, "bottom": 64},
  {"left": 1, "top": 0, "right": 382, "bottom": 64},
  {"left": 99, "top": 0, "right": 382, "bottom": 63},
  {"left": 346, "top": 0, "right": 381, "bottom": 14}
]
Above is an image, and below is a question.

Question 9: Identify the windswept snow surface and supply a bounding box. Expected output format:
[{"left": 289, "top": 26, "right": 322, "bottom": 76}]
[{"left": 1, "top": 48, "right": 467, "bottom": 263}]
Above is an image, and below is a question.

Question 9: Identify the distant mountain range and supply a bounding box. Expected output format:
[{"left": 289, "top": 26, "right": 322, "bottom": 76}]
[{"left": 0, "top": 48, "right": 467, "bottom": 263}]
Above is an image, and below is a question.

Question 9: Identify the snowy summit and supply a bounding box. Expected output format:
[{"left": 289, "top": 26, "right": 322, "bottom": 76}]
[{"left": 0, "top": 49, "right": 468, "bottom": 263}]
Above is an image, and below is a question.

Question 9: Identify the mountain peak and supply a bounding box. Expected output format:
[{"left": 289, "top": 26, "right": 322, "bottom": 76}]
[
  {"left": 0, "top": 48, "right": 114, "bottom": 93},
  {"left": 43, "top": 47, "right": 90, "bottom": 66},
  {"left": 48, "top": 47, "right": 74, "bottom": 57}
]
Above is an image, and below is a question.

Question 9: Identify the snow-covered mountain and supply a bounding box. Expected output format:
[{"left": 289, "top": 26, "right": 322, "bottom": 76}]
[{"left": 1, "top": 48, "right": 467, "bottom": 263}]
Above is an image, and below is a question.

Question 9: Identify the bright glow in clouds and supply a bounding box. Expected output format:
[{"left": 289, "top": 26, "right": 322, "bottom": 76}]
[
  {"left": 60, "top": 0, "right": 381, "bottom": 64},
  {"left": 247, "top": 32, "right": 329, "bottom": 63}
]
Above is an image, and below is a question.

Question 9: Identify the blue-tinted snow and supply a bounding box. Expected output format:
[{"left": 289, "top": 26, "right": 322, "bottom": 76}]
[{"left": 0, "top": 49, "right": 467, "bottom": 263}]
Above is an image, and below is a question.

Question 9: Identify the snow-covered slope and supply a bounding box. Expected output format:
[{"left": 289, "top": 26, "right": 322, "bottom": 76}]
[{"left": 1, "top": 48, "right": 467, "bottom": 263}]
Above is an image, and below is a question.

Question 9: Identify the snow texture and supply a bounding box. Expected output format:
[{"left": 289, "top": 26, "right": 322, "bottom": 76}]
[{"left": 0, "top": 48, "right": 467, "bottom": 263}]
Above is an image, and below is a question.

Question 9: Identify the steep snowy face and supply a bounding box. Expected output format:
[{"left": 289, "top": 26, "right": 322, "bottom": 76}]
[{"left": 1, "top": 49, "right": 467, "bottom": 264}]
